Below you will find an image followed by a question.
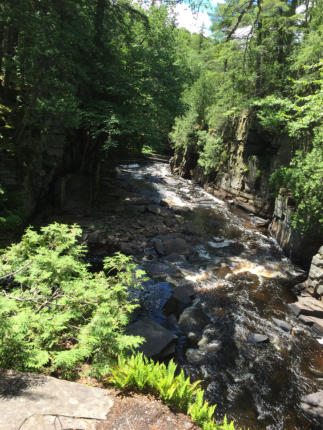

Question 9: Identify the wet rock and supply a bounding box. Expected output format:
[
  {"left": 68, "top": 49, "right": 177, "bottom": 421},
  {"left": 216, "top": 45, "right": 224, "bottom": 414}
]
[
  {"left": 152, "top": 238, "right": 165, "bottom": 256},
  {"left": 147, "top": 204, "right": 162, "bottom": 215},
  {"left": 163, "top": 238, "right": 190, "bottom": 256},
  {"left": 126, "top": 317, "right": 177, "bottom": 358},
  {"left": 272, "top": 318, "right": 292, "bottom": 332},
  {"left": 301, "top": 391, "right": 323, "bottom": 424},
  {"left": 178, "top": 305, "right": 211, "bottom": 335},
  {"left": 163, "top": 286, "right": 193, "bottom": 317},
  {"left": 144, "top": 262, "right": 179, "bottom": 280},
  {"left": 247, "top": 333, "right": 269, "bottom": 344}
]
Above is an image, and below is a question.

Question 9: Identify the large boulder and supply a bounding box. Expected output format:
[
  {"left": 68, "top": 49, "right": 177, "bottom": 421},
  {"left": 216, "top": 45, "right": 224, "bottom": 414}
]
[
  {"left": 163, "top": 238, "right": 190, "bottom": 256},
  {"left": 126, "top": 317, "right": 177, "bottom": 359}
]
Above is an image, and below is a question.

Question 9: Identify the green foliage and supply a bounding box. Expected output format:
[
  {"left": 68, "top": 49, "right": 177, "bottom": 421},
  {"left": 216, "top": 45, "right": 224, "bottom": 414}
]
[
  {"left": 0, "top": 223, "right": 143, "bottom": 377},
  {"left": 109, "top": 352, "right": 236, "bottom": 430},
  {"left": 197, "top": 132, "right": 224, "bottom": 174},
  {"left": 252, "top": 96, "right": 295, "bottom": 133},
  {"left": 270, "top": 127, "right": 323, "bottom": 234}
]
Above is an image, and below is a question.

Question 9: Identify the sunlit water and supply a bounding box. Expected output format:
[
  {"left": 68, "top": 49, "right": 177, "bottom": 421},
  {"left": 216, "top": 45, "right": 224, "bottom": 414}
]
[{"left": 117, "top": 161, "right": 323, "bottom": 430}]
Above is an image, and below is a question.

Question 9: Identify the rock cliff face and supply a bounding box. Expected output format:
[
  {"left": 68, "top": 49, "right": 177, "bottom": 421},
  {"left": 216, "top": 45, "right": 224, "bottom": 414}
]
[{"left": 170, "top": 111, "right": 321, "bottom": 267}]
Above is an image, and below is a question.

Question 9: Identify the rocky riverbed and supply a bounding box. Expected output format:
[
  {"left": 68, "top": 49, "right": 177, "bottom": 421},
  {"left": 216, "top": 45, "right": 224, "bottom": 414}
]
[{"left": 50, "top": 159, "right": 323, "bottom": 430}]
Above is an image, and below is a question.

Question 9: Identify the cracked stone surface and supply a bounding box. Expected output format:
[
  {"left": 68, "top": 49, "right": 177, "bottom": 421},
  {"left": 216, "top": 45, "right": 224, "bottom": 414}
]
[{"left": 0, "top": 370, "right": 114, "bottom": 430}]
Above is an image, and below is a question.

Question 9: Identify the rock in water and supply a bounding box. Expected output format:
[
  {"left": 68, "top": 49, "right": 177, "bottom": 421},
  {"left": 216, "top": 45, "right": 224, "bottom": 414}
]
[
  {"left": 126, "top": 317, "right": 177, "bottom": 358},
  {"left": 247, "top": 333, "right": 269, "bottom": 344},
  {"left": 272, "top": 317, "right": 292, "bottom": 332},
  {"left": 301, "top": 391, "right": 323, "bottom": 424}
]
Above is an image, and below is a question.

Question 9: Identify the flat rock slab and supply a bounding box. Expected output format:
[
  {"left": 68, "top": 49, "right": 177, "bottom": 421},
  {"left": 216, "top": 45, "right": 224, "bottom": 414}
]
[
  {"left": 299, "top": 314, "right": 323, "bottom": 335},
  {"left": 289, "top": 296, "right": 323, "bottom": 318},
  {"left": 0, "top": 370, "right": 114, "bottom": 430}
]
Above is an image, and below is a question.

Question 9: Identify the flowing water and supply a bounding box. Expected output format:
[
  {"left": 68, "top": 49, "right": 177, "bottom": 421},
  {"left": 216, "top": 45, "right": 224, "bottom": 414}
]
[{"left": 110, "top": 160, "right": 323, "bottom": 429}]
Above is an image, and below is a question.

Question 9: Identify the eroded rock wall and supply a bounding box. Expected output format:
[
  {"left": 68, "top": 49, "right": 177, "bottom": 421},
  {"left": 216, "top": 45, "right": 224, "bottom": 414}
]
[{"left": 170, "top": 111, "right": 321, "bottom": 267}]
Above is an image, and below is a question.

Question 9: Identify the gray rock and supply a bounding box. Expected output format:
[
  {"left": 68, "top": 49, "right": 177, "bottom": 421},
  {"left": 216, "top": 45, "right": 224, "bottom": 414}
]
[
  {"left": 247, "top": 333, "right": 269, "bottom": 344},
  {"left": 153, "top": 238, "right": 165, "bottom": 255},
  {"left": 0, "top": 370, "right": 113, "bottom": 430},
  {"left": 163, "top": 286, "right": 194, "bottom": 316},
  {"left": 126, "top": 317, "right": 177, "bottom": 358},
  {"left": 163, "top": 238, "right": 190, "bottom": 256},
  {"left": 272, "top": 318, "right": 292, "bottom": 332},
  {"left": 144, "top": 262, "right": 178, "bottom": 280},
  {"left": 178, "top": 306, "right": 211, "bottom": 335},
  {"left": 301, "top": 391, "right": 323, "bottom": 424}
]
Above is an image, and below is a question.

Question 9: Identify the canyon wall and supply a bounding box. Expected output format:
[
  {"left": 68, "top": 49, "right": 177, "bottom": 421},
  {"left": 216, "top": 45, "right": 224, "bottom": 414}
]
[{"left": 170, "top": 111, "right": 321, "bottom": 268}]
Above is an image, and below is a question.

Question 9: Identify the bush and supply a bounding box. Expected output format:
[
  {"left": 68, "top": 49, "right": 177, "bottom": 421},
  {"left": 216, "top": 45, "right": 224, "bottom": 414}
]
[
  {"left": 0, "top": 223, "right": 143, "bottom": 377},
  {"left": 109, "top": 352, "right": 236, "bottom": 430}
]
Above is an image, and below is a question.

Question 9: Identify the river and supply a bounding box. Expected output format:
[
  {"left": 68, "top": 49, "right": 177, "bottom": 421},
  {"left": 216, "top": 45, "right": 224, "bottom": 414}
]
[{"left": 81, "top": 159, "right": 323, "bottom": 429}]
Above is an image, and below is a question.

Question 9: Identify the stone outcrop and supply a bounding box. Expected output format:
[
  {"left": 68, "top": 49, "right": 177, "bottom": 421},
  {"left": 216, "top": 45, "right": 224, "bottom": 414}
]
[
  {"left": 0, "top": 369, "right": 114, "bottom": 430},
  {"left": 170, "top": 111, "right": 322, "bottom": 267},
  {"left": 269, "top": 194, "right": 322, "bottom": 267},
  {"left": 290, "top": 247, "right": 323, "bottom": 334},
  {"left": 126, "top": 317, "right": 177, "bottom": 359}
]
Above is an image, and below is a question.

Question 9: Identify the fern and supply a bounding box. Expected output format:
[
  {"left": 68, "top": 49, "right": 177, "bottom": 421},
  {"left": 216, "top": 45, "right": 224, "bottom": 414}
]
[{"left": 109, "top": 352, "right": 238, "bottom": 430}]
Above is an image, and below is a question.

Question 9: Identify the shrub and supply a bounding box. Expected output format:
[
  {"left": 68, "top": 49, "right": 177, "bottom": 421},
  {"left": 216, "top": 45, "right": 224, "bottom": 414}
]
[
  {"left": 0, "top": 223, "right": 143, "bottom": 377},
  {"left": 109, "top": 352, "right": 236, "bottom": 430},
  {"left": 269, "top": 128, "right": 323, "bottom": 234},
  {"left": 197, "top": 131, "right": 224, "bottom": 174}
]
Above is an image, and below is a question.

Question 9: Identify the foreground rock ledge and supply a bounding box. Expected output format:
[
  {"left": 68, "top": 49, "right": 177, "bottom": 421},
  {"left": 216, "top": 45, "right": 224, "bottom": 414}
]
[{"left": 0, "top": 370, "right": 114, "bottom": 430}]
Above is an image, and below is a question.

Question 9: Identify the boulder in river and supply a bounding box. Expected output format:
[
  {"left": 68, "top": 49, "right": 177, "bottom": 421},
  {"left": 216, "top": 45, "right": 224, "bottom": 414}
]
[
  {"left": 247, "top": 333, "right": 269, "bottom": 344},
  {"left": 163, "top": 286, "right": 194, "bottom": 317},
  {"left": 272, "top": 317, "right": 292, "bottom": 332},
  {"left": 126, "top": 317, "right": 177, "bottom": 359},
  {"left": 301, "top": 391, "right": 323, "bottom": 425},
  {"left": 163, "top": 237, "right": 190, "bottom": 256}
]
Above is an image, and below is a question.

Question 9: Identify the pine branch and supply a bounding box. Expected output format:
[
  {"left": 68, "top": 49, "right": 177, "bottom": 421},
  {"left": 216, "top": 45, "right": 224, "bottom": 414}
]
[{"left": 0, "top": 261, "right": 32, "bottom": 280}]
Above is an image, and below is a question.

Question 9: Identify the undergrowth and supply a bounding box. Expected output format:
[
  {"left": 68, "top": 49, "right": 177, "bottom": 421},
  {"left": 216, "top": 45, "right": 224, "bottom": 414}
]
[{"left": 109, "top": 353, "right": 236, "bottom": 430}]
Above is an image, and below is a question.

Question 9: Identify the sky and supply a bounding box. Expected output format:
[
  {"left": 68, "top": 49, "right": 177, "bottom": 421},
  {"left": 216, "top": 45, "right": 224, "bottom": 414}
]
[
  {"left": 174, "top": 1, "right": 307, "bottom": 36},
  {"left": 174, "top": 1, "right": 225, "bottom": 35}
]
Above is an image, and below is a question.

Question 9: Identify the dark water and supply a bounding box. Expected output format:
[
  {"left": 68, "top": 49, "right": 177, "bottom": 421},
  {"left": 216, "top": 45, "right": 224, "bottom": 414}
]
[{"left": 114, "top": 161, "right": 323, "bottom": 429}]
